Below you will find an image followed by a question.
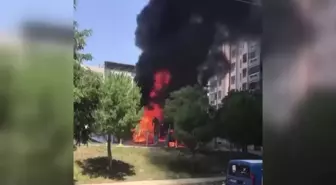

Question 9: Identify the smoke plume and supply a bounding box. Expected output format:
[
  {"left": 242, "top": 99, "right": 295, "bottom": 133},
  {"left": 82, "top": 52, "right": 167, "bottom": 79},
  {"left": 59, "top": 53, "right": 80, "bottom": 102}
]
[{"left": 135, "top": 0, "right": 261, "bottom": 106}]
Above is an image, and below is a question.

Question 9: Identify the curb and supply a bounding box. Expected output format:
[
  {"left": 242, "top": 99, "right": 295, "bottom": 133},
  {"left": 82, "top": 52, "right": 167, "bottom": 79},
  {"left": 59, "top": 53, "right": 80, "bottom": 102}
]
[{"left": 78, "top": 177, "right": 226, "bottom": 185}]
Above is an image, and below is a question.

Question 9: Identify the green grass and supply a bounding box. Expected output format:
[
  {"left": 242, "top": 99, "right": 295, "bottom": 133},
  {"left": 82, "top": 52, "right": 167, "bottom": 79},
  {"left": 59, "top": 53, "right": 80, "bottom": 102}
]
[{"left": 74, "top": 145, "right": 260, "bottom": 184}]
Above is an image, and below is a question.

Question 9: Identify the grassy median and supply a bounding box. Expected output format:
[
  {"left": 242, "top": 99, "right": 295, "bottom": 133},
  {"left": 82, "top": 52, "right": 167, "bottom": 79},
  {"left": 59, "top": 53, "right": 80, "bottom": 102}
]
[{"left": 74, "top": 144, "right": 260, "bottom": 184}]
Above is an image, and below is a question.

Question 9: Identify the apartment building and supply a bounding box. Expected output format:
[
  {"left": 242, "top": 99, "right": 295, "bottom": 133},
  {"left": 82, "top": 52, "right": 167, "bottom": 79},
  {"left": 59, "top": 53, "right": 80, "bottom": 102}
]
[
  {"left": 230, "top": 39, "right": 261, "bottom": 91},
  {"left": 82, "top": 64, "right": 105, "bottom": 74},
  {"left": 82, "top": 61, "right": 135, "bottom": 80},
  {"left": 208, "top": 39, "right": 261, "bottom": 107},
  {"left": 104, "top": 61, "right": 136, "bottom": 78},
  {"left": 208, "top": 73, "right": 230, "bottom": 108}
]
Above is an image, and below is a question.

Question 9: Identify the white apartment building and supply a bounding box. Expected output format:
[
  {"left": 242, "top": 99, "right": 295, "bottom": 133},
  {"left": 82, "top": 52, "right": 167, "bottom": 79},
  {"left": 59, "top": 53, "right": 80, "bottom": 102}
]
[
  {"left": 82, "top": 64, "right": 105, "bottom": 74},
  {"left": 83, "top": 61, "right": 135, "bottom": 78},
  {"left": 104, "top": 61, "right": 136, "bottom": 79},
  {"left": 208, "top": 72, "right": 230, "bottom": 108},
  {"left": 208, "top": 39, "right": 261, "bottom": 107}
]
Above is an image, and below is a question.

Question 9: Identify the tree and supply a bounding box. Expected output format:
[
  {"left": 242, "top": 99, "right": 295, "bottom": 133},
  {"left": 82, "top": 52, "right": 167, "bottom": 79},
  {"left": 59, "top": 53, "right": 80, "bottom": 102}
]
[
  {"left": 0, "top": 33, "right": 73, "bottom": 185},
  {"left": 74, "top": 0, "right": 92, "bottom": 63},
  {"left": 74, "top": 22, "right": 92, "bottom": 62},
  {"left": 94, "top": 73, "right": 142, "bottom": 170},
  {"left": 74, "top": 0, "right": 93, "bottom": 63},
  {"left": 73, "top": 0, "right": 98, "bottom": 146},
  {"left": 74, "top": 63, "right": 102, "bottom": 146},
  {"left": 164, "top": 85, "right": 213, "bottom": 156},
  {"left": 217, "top": 90, "right": 262, "bottom": 152}
]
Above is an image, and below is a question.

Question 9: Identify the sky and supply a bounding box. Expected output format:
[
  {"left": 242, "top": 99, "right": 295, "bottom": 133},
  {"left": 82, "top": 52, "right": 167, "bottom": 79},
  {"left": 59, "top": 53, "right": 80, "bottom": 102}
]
[
  {"left": 75, "top": 0, "right": 149, "bottom": 66},
  {"left": 0, "top": 0, "right": 72, "bottom": 35},
  {"left": 0, "top": 0, "right": 147, "bottom": 67}
]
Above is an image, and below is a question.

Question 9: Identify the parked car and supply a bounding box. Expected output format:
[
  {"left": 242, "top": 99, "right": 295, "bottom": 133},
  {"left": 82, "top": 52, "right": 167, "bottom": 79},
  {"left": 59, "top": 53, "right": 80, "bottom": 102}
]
[{"left": 224, "top": 159, "right": 263, "bottom": 185}]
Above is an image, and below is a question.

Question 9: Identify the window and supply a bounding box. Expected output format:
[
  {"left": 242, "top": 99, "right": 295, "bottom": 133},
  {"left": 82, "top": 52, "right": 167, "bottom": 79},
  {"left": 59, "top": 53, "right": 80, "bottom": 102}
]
[
  {"left": 250, "top": 73, "right": 259, "bottom": 79},
  {"left": 240, "top": 59, "right": 242, "bottom": 68},
  {"left": 248, "top": 66, "right": 260, "bottom": 75},
  {"left": 249, "top": 81, "right": 261, "bottom": 90},
  {"left": 209, "top": 79, "right": 217, "bottom": 92},
  {"left": 228, "top": 164, "right": 250, "bottom": 178},
  {"left": 240, "top": 73, "right": 242, "bottom": 80},
  {"left": 209, "top": 86, "right": 214, "bottom": 92},
  {"left": 250, "top": 43, "right": 257, "bottom": 50},
  {"left": 243, "top": 53, "right": 247, "bottom": 63},
  {"left": 242, "top": 83, "right": 247, "bottom": 90},
  {"left": 231, "top": 63, "right": 236, "bottom": 72},
  {"left": 243, "top": 68, "right": 247, "bottom": 77},
  {"left": 231, "top": 76, "right": 235, "bottom": 84},
  {"left": 250, "top": 58, "right": 258, "bottom": 64},
  {"left": 249, "top": 51, "right": 257, "bottom": 59},
  {"left": 209, "top": 94, "right": 213, "bottom": 101},
  {"left": 249, "top": 82, "right": 257, "bottom": 90},
  {"left": 218, "top": 79, "right": 222, "bottom": 86},
  {"left": 217, "top": 91, "right": 222, "bottom": 100}
]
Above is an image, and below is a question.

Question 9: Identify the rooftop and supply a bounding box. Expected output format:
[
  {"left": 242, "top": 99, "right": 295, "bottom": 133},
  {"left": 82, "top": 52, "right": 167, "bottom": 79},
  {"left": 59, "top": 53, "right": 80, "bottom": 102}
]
[
  {"left": 104, "top": 61, "right": 135, "bottom": 72},
  {"left": 229, "top": 159, "right": 262, "bottom": 164},
  {"left": 82, "top": 64, "right": 104, "bottom": 74}
]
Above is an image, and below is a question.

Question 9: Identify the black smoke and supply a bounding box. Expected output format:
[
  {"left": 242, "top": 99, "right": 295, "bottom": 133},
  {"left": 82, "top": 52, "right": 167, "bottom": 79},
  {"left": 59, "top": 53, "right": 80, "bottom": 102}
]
[{"left": 134, "top": 0, "right": 261, "bottom": 106}]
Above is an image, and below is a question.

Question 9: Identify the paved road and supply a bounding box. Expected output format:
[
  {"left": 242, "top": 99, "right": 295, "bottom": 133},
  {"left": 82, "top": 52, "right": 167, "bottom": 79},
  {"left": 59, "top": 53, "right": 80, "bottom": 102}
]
[{"left": 79, "top": 177, "right": 226, "bottom": 185}]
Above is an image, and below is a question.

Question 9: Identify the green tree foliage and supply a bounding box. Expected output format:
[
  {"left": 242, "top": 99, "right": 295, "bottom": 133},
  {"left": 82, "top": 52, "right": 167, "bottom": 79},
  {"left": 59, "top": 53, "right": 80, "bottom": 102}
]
[
  {"left": 73, "top": 0, "right": 98, "bottom": 145},
  {"left": 217, "top": 90, "right": 262, "bottom": 151},
  {"left": 73, "top": 63, "right": 102, "bottom": 145},
  {"left": 164, "top": 85, "right": 213, "bottom": 154},
  {"left": 94, "top": 73, "right": 142, "bottom": 169},
  {"left": 0, "top": 42, "right": 73, "bottom": 185},
  {"left": 74, "top": 0, "right": 92, "bottom": 63},
  {"left": 74, "top": 23, "right": 92, "bottom": 62}
]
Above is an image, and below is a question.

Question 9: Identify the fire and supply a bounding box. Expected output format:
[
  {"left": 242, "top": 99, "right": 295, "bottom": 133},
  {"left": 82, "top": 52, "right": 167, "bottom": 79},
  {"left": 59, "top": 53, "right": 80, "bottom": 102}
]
[{"left": 133, "top": 70, "right": 171, "bottom": 143}]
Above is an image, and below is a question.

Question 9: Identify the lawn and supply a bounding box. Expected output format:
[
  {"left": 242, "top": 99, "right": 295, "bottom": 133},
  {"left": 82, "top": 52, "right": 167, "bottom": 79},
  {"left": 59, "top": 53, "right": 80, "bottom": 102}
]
[{"left": 74, "top": 144, "right": 260, "bottom": 184}]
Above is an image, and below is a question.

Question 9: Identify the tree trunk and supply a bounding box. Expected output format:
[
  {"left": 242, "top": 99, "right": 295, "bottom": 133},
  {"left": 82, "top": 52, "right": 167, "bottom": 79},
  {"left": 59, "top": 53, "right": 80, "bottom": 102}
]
[
  {"left": 107, "top": 133, "right": 113, "bottom": 171},
  {"left": 166, "top": 125, "right": 171, "bottom": 147},
  {"left": 242, "top": 144, "right": 248, "bottom": 153},
  {"left": 77, "top": 131, "right": 81, "bottom": 146},
  {"left": 76, "top": 139, "right": 80, "bottom": 147},
  {"left": 191, "top": 150, "right": 196, "bottom": 172},
  {"left": 214, "top": 138, "right": 218, "bottom": 150}
]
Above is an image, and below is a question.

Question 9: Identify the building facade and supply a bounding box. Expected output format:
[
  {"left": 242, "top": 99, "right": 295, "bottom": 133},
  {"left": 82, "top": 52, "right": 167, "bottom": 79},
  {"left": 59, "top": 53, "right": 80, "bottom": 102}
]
[
  {"left": 83, "top": 61, "right": 136, "bottom": 78},
  {"left": 104, "top": 61, "right": 135, "bottom": 78},
  {"left": 82, "top": 64, "right": 105, "bottom": 74},
  {"left": 208, "top": 39, "right": 261, "bottom": 107}
]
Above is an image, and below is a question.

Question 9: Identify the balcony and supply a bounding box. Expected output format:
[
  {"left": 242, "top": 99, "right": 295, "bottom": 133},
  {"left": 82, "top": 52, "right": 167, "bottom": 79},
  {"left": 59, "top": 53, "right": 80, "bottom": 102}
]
[
  {"left": 248, "top": 58, "right": 260, "bottom": 68},
  {"left": 248, "top": 72, "right": 260, "bottom": 82}
]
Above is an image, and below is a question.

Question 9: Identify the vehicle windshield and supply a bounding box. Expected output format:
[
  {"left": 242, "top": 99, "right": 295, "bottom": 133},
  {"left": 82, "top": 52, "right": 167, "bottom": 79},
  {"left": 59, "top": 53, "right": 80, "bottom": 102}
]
[{"left": 228, "top": 163, "right": 251, "bottom": 178}]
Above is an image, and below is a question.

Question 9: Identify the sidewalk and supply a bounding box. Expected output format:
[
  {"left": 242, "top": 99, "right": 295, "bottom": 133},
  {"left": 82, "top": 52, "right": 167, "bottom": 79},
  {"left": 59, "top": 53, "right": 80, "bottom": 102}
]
[{"left": 80, "top": 177, "right": 226, "bottom": 185}]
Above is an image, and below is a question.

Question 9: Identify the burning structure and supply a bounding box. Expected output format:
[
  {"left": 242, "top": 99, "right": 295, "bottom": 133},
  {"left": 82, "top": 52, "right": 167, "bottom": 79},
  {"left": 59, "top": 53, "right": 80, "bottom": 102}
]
[
  {"left": 133, "top": 70, "right": 171, "bottom": 143},
  {"left": 132, "top": 0, "right": 261, "bottom": 144}
]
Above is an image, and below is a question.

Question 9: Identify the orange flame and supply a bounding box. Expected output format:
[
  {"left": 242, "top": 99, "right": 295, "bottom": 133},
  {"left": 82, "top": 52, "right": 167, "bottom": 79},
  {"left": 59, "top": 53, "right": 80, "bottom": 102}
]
[{"left": 133, "top": 70, "right": 171, "bottom": 143}]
